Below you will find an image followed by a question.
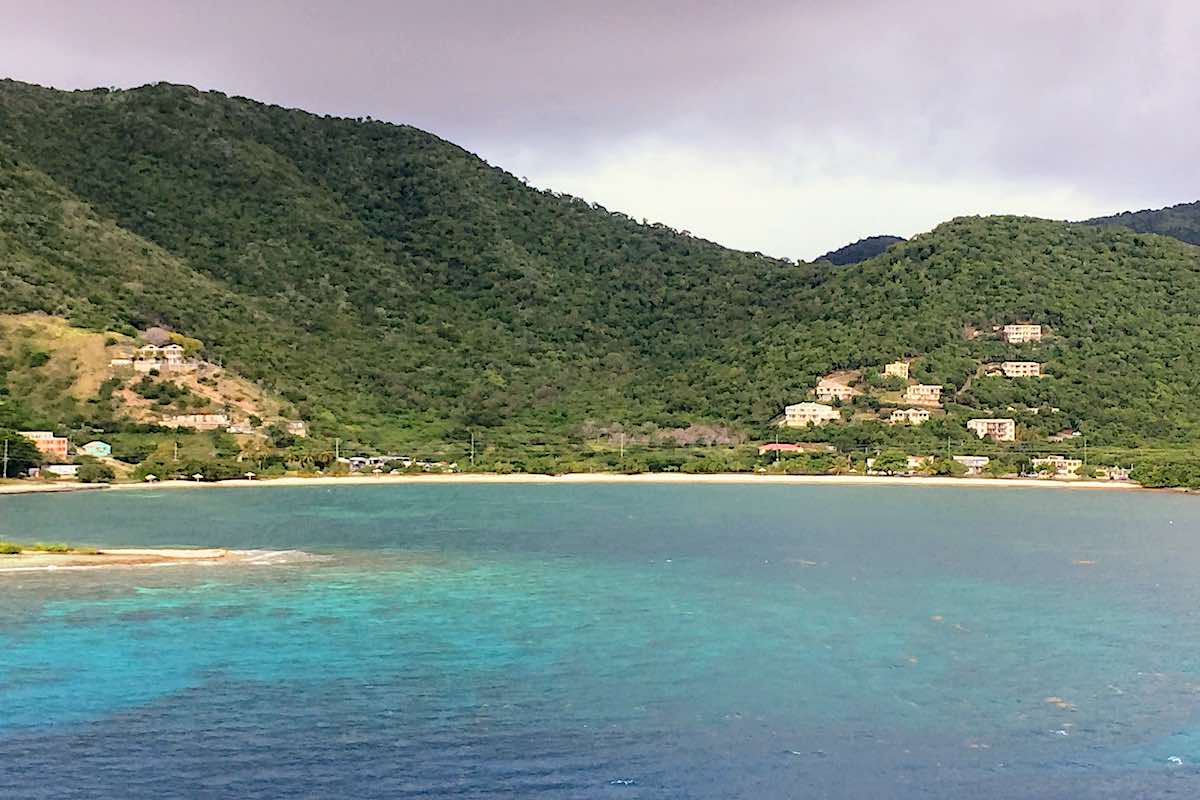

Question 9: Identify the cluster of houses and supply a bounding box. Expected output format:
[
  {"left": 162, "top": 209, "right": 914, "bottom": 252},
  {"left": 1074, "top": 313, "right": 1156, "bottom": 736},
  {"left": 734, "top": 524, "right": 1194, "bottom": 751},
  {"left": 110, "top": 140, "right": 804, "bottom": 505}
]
[
  {"left": 15, "top": 432, "right": 112, "bottom": 478},
  {"left": 110, "top": 343, "right": 196, "bottom": 373},
  {"left": 779, "top": 323, "right": 1046, "bottom": 443},
  {"left": 339, "top": 455, "right": 459, "bottom": 473},
  {"left": 853, "top": 453, "right": 1128, "bottom": 480}
]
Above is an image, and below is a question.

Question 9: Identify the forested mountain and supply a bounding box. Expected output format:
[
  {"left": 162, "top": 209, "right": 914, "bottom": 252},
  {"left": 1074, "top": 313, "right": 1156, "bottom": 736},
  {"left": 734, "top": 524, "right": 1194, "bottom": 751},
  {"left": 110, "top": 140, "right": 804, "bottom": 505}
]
[
  {"left": 3, "top": 79, "right": 1200, "bottom": 458},
  {"left": 1084, "top": 201, "right": 1200, "bottom": 246},
  {"left": 815, "top": 235, "right": 905, "bottom": 266}
]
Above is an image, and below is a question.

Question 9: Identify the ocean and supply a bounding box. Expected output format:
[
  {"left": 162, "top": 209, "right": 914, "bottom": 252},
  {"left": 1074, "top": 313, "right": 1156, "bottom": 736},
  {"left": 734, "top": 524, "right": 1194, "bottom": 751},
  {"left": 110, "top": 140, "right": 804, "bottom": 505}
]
[{"left": 2, "top": 483, "right": 1200, "bottom": 798}]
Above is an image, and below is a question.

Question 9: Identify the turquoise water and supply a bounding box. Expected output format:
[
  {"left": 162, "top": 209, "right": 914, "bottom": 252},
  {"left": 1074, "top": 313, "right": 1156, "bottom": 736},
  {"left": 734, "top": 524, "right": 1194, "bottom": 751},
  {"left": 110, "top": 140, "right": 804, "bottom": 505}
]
[{"left": 3, "top": 484, "right": 1200, "bottom": 797}]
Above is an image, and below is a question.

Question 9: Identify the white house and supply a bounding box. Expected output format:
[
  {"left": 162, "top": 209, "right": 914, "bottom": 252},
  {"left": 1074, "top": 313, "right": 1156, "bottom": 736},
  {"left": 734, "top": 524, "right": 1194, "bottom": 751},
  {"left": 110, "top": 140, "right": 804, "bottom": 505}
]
[
  {"left": 1001, "top": 324, "right": 1042, "bottom": 343},
  {"left": 967, "top": 418, "right": 1016, "bottom": 442},
  {"left": 953, "top": 455, "right": 991, "bottom": 475},
  {"left": 889, "top": 408, "right": 930, "bottom": 425},
  {"left": 780, "top": 402, "right": 841, "bottom": 427},
  {"left": 1000, "top": 361, "right": 1042, "bottom": 378}
]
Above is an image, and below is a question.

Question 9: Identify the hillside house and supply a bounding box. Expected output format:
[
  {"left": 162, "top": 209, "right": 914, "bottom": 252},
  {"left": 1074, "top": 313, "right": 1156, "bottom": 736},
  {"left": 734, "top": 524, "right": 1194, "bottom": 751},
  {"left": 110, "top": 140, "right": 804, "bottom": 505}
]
[
  {"left": 18, "top": 431, "right": 70, "bottom": 461},
  {"left": 889, "top": 408, "right": 930, "bottom": 425},
  {"left": 904, "top": 384, "right": 943, "bottom": 405},
  {"left": 109, "top": 357, "right": 133, "bottom": 368},
  {"left": 161, "top": 344, "right": 185, "bottom": 365},
  {"left": 953, "top": 455, "right": 991, "bottom": 475},
  {"left": 137, "top": 344, "right": 162, "bottom": 357},
  {"left": 1001, "top": 324, "right": 1042, "bottom": 343},
  {"left": 1001, "top": 361, "right": 1042, "bottom": 378},
  {"left": 286, "top": 421, "right": 308, "bottom": 437},
  {"left": 79, "top": 441, "right": 112, "bottom": 458},
  {"left": 967, "top": 418, "right": 1016, "bottom": 442},
  {"left": 883, "top": 361, "right": 910, "bottom": 380},
  {"left": 1031, "top": 455, "right": 1082, "bottom": 477},
  {"left": 164, "top": 413, "right": 231, "bottom": 431},
  {"left": 815, "top": 379, "right": 858, "bottom": 403},
  {"left": 780, "top": 402, "right": 841, "bottom": 427}
]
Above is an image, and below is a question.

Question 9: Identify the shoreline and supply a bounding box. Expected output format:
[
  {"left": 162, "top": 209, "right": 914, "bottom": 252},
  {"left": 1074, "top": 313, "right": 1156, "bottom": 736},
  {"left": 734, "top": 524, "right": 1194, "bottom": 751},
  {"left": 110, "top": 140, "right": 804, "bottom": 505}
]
[
  {"left": 0, "top": 547, "right": 232, "bottom": 572},
  {"left": 2, "top": 472, "right": 1151, "bottom": 495}
]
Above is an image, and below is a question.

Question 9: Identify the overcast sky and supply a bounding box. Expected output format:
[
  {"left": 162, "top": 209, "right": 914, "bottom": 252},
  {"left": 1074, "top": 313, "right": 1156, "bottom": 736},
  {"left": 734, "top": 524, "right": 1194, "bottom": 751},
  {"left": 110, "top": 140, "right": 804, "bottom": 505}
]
[{"left": 2, "top": 0, "right": 1195, "bottom": 259}]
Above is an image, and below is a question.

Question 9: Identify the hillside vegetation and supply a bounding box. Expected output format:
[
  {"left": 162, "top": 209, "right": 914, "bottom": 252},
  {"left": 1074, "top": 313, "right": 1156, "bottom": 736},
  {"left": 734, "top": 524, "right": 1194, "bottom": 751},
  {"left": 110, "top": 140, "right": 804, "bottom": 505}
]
[
  {"left": 2, "top": 80, "right": 1200, "bottom": 476},
  {"left": 1084, "top": 201, "right": 1200, "bottom": 247},
  {"left": 816, "top": 235, "right": 905, "bottom": 266}
]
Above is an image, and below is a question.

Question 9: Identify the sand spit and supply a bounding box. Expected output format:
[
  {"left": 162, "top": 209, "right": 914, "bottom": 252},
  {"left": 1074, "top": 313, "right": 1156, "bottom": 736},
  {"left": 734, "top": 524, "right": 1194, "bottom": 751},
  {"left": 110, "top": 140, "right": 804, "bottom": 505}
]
[{"left": 0, "top": 547, "right": 258, "bottom": 573}]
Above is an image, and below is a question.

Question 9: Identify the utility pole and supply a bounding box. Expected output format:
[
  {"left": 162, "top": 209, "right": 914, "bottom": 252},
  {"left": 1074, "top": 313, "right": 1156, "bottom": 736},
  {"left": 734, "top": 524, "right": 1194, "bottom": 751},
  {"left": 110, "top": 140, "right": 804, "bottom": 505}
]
[
  {"left": 173, "top": 441, "right": 179, "bottom": 462},
  {"left": 470, "top": 431, "right": 476, "bottom": 467},
  {"left": 335, "top": 437, "right": 341, "bottom": 460},
  {"left": 1082, "top": 436, "right": 1087, "bottom": 468},
  {"left": 619, "top": 432, "right": 625, "bottom": 461},
  {"left": 2, "top": 438, "right": 8, "bottom": 480}
]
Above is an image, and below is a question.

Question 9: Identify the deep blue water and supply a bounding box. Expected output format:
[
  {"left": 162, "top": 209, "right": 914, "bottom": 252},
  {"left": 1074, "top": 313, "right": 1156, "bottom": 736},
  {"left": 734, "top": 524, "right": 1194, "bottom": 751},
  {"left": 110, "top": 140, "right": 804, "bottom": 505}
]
[{"left": 3, "top": 484, "right": 1200, "bottom": 798}]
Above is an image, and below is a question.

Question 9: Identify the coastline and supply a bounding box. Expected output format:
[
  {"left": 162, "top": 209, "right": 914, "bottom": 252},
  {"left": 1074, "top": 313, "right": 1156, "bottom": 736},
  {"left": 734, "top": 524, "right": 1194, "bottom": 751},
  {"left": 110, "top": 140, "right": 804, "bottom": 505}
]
[
  {"left": 0, "top": 547, "right": 232, "bottom": 572},
  {"left": 1, "top": 472, "right": 1149, "bottom": 495}
]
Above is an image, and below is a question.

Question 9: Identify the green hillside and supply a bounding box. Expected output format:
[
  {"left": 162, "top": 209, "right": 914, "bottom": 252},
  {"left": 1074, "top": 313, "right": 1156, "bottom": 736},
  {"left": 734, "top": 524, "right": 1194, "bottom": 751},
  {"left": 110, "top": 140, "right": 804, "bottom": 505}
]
[
  {"left": 816, "top": 235, "right": 905, "bottom": 266},
  {"left": 1084, "top": 201, "right": 1200, "bottom": 247},
  {"left": 2, "top": 79, "right": 1200, "bottom": 478}
]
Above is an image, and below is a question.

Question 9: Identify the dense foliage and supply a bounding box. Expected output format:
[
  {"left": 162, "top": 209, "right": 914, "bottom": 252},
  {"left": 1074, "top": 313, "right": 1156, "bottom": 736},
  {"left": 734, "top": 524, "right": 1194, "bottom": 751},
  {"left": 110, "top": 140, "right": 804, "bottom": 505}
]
[
  {"left": 1, "top": 79, "right": 1200, "bottom": 473},
  {"left": 816, "top": 235, "right": 905, "bottom": 266},
  {"left": 1084, "top": 201, "right": 1200, "bottom": 247}
]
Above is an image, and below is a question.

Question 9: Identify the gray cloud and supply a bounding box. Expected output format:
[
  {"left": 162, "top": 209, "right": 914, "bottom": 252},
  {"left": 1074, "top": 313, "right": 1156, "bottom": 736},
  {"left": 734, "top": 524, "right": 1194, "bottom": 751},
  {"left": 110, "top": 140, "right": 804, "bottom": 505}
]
[{"left": 1, "top": 0, "right": 1196, "bottom": 256}]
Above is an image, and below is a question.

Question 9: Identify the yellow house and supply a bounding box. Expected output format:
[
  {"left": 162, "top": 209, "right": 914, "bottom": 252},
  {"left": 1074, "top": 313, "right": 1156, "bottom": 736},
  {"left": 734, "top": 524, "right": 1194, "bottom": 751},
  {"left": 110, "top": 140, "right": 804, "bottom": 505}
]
[
  {"left": 1031, "top": 455, "right": 1082, "bottom": 476},
  {"left": 883, "top": 361, "right": 910, "bottom": 380},
  {"left": 904, "top": 384, "right": 943, "bottom": 405}
]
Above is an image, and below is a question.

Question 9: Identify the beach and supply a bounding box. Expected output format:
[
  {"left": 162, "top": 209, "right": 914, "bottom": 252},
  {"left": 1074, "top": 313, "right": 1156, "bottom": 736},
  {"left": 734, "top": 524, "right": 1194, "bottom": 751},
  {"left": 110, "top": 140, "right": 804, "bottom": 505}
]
[
  {"left": 0, "top": 547, "right": 234, "bottom": 572},
  {"left": 0, "top": 472, "right": 1146, "bottom": 495}
]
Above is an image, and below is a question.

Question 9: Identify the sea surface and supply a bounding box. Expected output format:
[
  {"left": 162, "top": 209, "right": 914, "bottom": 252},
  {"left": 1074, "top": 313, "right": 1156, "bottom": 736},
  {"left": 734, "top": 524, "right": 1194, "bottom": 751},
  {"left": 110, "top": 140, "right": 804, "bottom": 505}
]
[{"left": 3, "top": 484, "right": 1200, "bottom": 798}]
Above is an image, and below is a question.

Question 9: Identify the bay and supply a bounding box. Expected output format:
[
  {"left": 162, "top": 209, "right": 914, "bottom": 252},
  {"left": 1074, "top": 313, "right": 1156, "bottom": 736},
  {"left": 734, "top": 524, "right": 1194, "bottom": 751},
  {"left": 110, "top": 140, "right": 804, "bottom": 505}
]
[{"left": 2, "top": 484, "right": 1200, "bottom": 797}]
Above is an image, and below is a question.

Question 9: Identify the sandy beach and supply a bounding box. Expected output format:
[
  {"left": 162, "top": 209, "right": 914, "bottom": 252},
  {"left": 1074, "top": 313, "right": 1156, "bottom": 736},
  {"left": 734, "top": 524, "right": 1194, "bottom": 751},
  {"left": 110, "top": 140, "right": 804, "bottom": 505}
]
[
  {"left": 0, "top": 472, "right": 1150, "bottom": 496},
  {"left": 105, "top": 472, "right": 1144, "bottom": 491},
  {"left": 0, "top": 547, "right": 233, "bottom": 572}
]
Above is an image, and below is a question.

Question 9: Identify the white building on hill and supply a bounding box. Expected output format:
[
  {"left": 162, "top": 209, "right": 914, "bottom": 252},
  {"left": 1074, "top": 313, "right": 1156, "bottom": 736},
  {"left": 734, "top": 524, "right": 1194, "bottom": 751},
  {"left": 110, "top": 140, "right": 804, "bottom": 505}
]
[{"left": 780, "top": 402, "right": 841, "bottom": 427}]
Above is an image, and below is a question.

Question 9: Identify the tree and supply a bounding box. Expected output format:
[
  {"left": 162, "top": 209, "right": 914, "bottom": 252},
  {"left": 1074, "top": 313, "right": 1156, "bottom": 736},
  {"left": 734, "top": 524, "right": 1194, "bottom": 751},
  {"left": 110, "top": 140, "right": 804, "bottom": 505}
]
[
  {"left": 872, "top": 448, "right": 909, "bottom": 475},
  {"left": 0, "top": 430, "right": 42, "bottom": 477},
  {"left": 77, "top": 460, "right": 115, "bottom": 483}
]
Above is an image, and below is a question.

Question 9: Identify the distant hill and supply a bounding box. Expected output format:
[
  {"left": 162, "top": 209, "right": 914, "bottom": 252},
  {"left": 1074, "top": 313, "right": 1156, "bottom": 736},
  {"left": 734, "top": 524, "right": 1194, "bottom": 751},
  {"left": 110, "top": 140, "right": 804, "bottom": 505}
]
[
  {"left": 816, "top": 235, "right": 905, "bottom": 266},
  {"left": 1083, "top": 201, "right": 1200, "bottom": 246},
  {"left": 3, "top": 79, "right": 1200, "bottom": 460}
]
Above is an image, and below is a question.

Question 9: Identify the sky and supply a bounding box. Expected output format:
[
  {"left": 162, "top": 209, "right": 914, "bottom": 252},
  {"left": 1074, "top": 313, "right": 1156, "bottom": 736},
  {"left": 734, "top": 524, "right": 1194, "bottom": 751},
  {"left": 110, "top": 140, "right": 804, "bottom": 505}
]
[{"left": 2, "top": 0, "right": 1196, "bottom": 260}]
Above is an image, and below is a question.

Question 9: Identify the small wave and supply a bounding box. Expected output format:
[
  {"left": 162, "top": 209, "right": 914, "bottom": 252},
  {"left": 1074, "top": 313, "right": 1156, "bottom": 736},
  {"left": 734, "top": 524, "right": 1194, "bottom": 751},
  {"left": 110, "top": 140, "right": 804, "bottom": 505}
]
[{"left": 234, "top": 549, "right": 333, "bottom": 565}]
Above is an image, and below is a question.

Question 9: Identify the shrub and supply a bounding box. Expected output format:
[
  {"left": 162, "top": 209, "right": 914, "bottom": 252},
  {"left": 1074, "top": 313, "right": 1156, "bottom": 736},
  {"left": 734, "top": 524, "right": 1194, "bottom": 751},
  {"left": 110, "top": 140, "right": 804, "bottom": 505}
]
[
  {"left": 0, "top": 541, "right": 23, "bottom": 554},
  {"left": 30, "top": 542, "right": 69, "bottom": 553},
  {"left": 77, "top": 462, "right": 116, "bottom": 483}
]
